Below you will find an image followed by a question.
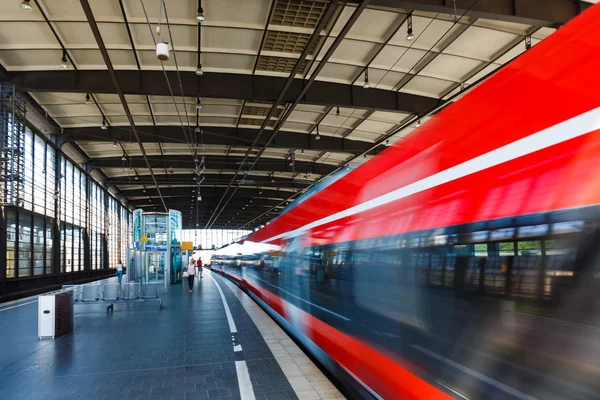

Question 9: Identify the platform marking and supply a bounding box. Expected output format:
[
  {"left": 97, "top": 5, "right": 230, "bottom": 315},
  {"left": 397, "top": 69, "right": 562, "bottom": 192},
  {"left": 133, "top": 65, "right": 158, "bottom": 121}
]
[
  {"left": 220, "top": 276, "right": 346, "bottom": 400},
  {"left": 262, "top": 105, "right": 600, "bottom": 244},
  {"left": 206, "top": 271, "right": 256, "bottom": 400},
  {"left": 0, "top": 300, "right": 38, "bottom": 312},
  {"left": 206, "top": 271, "right": 237, "bottom": 333},
  {"left": 0, "top": 275, "right": 122, "bottom": 312},
  {"left": 235, "top": 360, "right": 256, "bottom": 400},
  {"left": 247, "top": 272, "right": 351, "bottom": 321},
  {"left": 412, "top": 345, "right": 537, "bottom": 400}
]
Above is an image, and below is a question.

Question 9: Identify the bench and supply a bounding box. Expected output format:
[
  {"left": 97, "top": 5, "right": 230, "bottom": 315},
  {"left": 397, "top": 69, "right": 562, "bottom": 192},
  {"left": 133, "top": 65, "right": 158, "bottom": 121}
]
[{"left": 65, "top": 283, "right": 162, "bottom": 312}]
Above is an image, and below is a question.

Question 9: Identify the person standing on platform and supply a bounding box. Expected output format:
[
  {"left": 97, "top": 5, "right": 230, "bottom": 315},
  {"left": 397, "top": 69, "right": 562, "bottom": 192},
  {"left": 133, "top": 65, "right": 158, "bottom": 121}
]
[
  {"left": 196, "top": 257, "right": 203, "bottom": 279},
  {"left": 186, "top": 259, "right": 196, "bottom": 293},
  {"left": 116, "top": 260, "right": 124, "bottom": 284}
]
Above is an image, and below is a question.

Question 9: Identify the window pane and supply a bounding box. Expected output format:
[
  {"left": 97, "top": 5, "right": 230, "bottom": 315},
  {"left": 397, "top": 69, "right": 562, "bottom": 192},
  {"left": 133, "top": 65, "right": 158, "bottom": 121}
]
[
  {"left": 517, "top": 240, "right": 542, "bottom": 256},
  {"left": 499, "top": 242, "right": 515, "bottom": 256},
  {"left": 18, "top": 212, "right": 32, "bottom": 277},
  {"left": 33, "top": 215, "right": 45, "bottom": 275},
  {"left": 474, "top": 243, "right": 488, "bottom": 256},
  {"left": 6, "top": 209, "right": 17, "bottom": 279},
  {"left": 46, "top": 219, "right": 53, "bottom": 274}
]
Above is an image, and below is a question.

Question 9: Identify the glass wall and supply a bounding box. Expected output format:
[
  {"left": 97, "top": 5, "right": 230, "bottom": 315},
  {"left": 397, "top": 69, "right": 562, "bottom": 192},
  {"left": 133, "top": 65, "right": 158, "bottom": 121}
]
[
  {"left": 1, "top": 126, "right": 131, "bottom": 280},
  {"left": 176, "top": 229, "right": 251, "bottom": 250}
]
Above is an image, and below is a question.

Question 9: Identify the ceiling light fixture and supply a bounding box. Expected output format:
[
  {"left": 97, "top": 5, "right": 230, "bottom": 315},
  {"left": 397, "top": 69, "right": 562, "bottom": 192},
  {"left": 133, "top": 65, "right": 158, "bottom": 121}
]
[
  {"left": 196, "top": 2, "right": 205, "bottom": 23},
  {"left": 134, "top": 175, "right": 139, "bottom": 181},
  {"left": 406, "top": 14, "right": 415, "bottom": 41},
  {"left": 196, "top": 63, "right": 203, "bottom": 75},
  {"left": 20, "top": 0, "right": 32, "bottom": 11},
  {"left": 315, "top": 124, "right": 321, "bottom": 140},
  {"left": 121, "top": 154, "right": 126, "bottom": 161},
  {"left": 416, "top": 119, "right": 422, "bottom": 127},
  {"left": 386, "top": 139, "right": 390, "bottom": 146},
  {"left": 60, "top": 49, "right": 69, "bottom": 69},
  {"left": 156, "top": 41, "right": 170, "bottom": 61},
  {"left": 85, "top": 93, "right": 91, "bottom": 105},
  {"left": 113, "top": 141, "right": 117, "bottom": 148},
  {"left": 196, "top": 97, "right": 202, "bottom": 111},
  {"left": 363, "top": 69, "right": 370, "bottom": 89},
  {"left": 101, "top": 117, "right": 108, "bottom": 130},
  {"left": 336, "top": 106, "right": 340, "bottom": 118},
  {"left": 143, "top": 189, "right": 146, "bottom": 193}
]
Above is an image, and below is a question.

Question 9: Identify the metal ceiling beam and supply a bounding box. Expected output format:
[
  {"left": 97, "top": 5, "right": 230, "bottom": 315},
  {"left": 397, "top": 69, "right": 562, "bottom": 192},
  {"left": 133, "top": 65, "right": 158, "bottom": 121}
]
[
  {"left": 393, "top": 16, "right": 476, "bottom": 92},
  {"left": 120, "top": 186, "right": 295, "bottom": 201},
  {"left": 358, "top": 0, "right": 589, "bottom": 27},
  {"left": 106, "top": 174, "right": 310, "bottom": 189},
  {"left": 88, "top": 155, "right": 337, "bottom": 175},
  {"left": 203, "top": 0, "right": 342, "bottom": 229},
  {"left": 206, "top": 0, "right": 369, "bottom": 229},
  {"left": 79, "top": 0, "right": 168, "bottom": 212},
  {"left": 129, "top": 197, "right": 282, "bottom": 207},
  {"left": 7, "top": 70, "right": 439, "bottom": 115},
  {"left": 66, "top": 126, "right": 382, "bottom": 155}
]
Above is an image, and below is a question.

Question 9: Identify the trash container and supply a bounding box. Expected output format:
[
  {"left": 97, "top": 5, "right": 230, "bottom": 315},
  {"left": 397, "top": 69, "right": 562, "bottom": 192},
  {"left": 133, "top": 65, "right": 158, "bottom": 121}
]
[{"left": 38, "top": 291, "right": 74, "bottom": 339}]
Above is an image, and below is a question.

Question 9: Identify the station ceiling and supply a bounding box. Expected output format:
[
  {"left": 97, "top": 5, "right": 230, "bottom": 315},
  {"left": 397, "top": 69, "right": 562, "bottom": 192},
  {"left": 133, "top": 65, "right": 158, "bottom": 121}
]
[{"left": 0, "top": 0, "right": 590, "bottom": 229}]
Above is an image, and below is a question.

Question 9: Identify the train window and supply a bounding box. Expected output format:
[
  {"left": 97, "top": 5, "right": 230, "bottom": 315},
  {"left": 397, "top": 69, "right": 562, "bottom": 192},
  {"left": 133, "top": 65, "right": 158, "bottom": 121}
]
[
  {"left": 453, "top": 244, "right": 471, "bottom": 256},
  {"left": 484, "top": 256, "right": 506, "bottom": 295},
  {"left": 474, "top": 244, "right": 487, "bottom": 256},
  {"left": 499, "top": 242, "right": 516, "bottom": 256},
  {"left": 545, "top": 236, "right": 579, "bottom": 255},
  {"left": 512, "top": 254, "right": 541, "bottom": 298},
  {"left": 517, "top": 240, "right": 542, "bottom": 256}
]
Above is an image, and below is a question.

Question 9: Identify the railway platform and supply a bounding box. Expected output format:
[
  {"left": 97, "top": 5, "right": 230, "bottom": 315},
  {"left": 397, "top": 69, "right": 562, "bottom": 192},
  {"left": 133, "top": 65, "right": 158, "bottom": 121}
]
[{"left": 0, "top": 270, "right": 344, "bottom": 400}]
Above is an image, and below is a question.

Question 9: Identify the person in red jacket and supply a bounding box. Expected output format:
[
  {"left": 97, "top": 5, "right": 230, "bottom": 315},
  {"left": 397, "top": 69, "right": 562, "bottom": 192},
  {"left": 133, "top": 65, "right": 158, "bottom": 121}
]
[{"left": 196, "top": 257, "right": 203, "bottom": 279}]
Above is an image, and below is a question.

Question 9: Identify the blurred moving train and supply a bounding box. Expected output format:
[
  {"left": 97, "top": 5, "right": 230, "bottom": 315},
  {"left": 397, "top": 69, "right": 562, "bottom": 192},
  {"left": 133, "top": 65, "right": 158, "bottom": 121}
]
[{"left": 212, "top": 5, "right": 600, "bottom": 400}]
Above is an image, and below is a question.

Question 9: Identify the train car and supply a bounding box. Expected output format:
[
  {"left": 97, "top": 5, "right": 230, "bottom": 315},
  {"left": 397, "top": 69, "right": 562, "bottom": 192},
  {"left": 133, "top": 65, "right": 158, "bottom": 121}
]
[{"left": 212, "top": 5, "right": 600, "bottom": 400}]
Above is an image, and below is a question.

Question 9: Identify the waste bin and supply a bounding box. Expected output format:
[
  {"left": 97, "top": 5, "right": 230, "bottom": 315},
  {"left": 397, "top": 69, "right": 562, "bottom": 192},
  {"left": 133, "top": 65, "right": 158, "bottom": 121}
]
[{"left": 38, "top": 291, "right": 74, "bottom": 339}]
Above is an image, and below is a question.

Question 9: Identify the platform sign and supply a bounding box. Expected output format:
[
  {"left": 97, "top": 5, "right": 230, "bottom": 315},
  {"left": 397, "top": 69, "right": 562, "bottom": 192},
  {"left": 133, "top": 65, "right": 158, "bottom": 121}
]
[
  {"left": 182, "top": 241, "right": 194, "bottom": 251},
  {"left": 133, "top": 209, "right": 143, "bottom": 243},
  {"left": 146, "top": 245, "right": 167, "bottom": 252}
]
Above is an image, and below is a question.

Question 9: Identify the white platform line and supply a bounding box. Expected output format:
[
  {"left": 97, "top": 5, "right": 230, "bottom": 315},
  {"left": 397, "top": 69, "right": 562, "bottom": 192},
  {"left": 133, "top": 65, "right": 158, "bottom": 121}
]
[
  {"left": 263, "top": 106, "right": 600, "bottom": 244},
  {"left": 206, "top": 271, "right": 237, "bottom": 333},
  {"left": 207, "top": 271, "right": 256, "bottom": 400},
  {"left": 236, "top": 360, "right": 256, "bottom": 400},
  {"left": 247, "top": 272, "right": 351, "bottom": 321},
  {"left": 0, "top": 275, "right": 121, "bottom": 312},
  {"left": 412, "top": 345, "right": 538, "bottom": 400},
  {"left": 0, "top": 300, "right": 38, "bottom": 312}
]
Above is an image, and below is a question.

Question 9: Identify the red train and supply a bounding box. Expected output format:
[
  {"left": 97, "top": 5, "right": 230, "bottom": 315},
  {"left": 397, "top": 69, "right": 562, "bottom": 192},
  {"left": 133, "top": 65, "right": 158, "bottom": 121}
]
[{"left": 214, "top": 5, "right": 600, "bottom": 399}]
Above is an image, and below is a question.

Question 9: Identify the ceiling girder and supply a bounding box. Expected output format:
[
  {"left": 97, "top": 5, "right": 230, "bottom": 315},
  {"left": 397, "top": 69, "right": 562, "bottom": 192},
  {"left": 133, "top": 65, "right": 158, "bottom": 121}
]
[
  {"left": 107, "top": 174, "right": 309, "bottom": 189},
  {"left": 359, "top": 0, "right": 588, "bottom": 27},
  {"left": 88, "top": 155, "right": 337, "bottom": 175},
  {"left": 119, "top": 186, "right": 294, "bottom": 200},
  {"left": 8, "top": 70, "right": 439, "bottom": 115},
  {"left": 66, "top": 126, "right": 383, "bottom": 155},
  {"left": 129, "top": 197, "right": 282, "bottom": 208},
  {"left": 79, "top": 0, "right": 168, "bottom": 212}
]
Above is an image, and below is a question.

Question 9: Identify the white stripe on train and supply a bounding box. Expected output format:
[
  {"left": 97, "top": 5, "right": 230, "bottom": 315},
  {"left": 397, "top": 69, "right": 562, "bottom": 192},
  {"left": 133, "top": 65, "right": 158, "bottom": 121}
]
[{"left": 262, "top": 106, "right": 600, "bottom": 244}]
